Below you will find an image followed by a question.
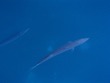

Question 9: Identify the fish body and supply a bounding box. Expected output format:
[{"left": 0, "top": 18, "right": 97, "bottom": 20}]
[
  {"left": 31, "top": 38, "right": 89, "bottom": 70},
  {"left": 0, "top": 28, "right": 30, "bottom": 46}
]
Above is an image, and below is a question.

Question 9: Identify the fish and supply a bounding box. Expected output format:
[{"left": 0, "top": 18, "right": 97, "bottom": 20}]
[
  {"left": 0, "top": 28, "right": 30, "bottom": 47},
  {"left": 31, "top": 38, "right": 89, "bottom": 70}
]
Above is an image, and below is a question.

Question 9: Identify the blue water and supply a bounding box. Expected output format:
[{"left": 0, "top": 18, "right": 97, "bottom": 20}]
[{"left": 0, "top": 0, "right": 110, "bottom": 83}]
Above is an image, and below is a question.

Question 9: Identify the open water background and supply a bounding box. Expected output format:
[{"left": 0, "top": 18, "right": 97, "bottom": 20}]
[{"left": 0, "top": 0, "right": 110, "bottom": 83}]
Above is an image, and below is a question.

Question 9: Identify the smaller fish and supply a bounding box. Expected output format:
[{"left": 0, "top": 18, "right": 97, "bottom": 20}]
[
  {"left": 31, "top": 38, "right": 89, "bottom": 70},
  {"left": 0, "top": 28, "right": 30, "bottom": 46}
]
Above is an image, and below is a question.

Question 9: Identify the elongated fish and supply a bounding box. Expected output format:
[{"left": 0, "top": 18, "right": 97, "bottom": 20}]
[
  {"left": 0, "top": 28, "right": 30, "bottom": 46},
  {"left": 31, "top": 38, "right": 89, "bottom": 70}
]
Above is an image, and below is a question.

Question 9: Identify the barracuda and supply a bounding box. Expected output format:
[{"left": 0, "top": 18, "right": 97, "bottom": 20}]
[{"left": 31, "top": 38, "right": 89, "bottom": 70}]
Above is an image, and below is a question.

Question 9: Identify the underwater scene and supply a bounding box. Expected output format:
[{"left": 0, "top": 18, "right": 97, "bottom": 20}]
[{"left": 0, "top": 0, "right": 110, "bottom": 83}]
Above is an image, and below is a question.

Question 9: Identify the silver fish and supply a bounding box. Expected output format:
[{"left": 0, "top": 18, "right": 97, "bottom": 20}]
[
  {"left": 0, "top": 28, "right": 30, "bottom": 46},
  {"left": 31, "top": 38, "right": 89, "bottom": 70}
]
